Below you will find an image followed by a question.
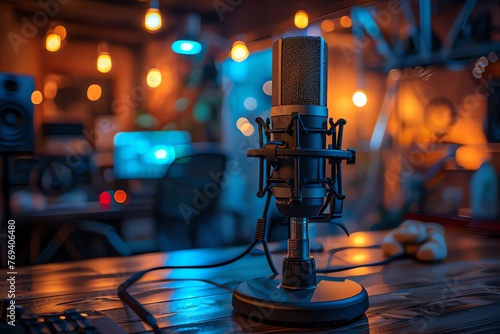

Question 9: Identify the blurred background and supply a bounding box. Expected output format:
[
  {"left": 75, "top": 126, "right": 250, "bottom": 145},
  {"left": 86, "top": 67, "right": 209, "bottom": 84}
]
[{"left": 1, "top": 0, "right": 499, "bottom": 265}]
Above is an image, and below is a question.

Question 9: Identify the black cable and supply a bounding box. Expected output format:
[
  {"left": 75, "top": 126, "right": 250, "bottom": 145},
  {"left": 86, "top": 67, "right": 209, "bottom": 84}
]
[
  {"left": 118, "top": 240, "right": 258, "bottom": 333},
  {"left": 261, "top": 240, "right": 279, "bottom": 275},
  {"left": 317, "top": 245, "right": 405, "bottom": 273}
]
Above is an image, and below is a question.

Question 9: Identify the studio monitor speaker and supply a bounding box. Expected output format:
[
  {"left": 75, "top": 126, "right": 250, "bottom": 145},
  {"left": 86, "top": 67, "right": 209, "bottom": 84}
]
[{"left": 0, "top": 73, "right": 35, "bottom": 153}]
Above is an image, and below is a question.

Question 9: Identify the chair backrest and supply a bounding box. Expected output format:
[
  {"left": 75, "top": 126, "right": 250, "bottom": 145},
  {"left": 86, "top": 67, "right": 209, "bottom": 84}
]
[{"left": 153, "top": 152, "right": 227, "bottom": 251}]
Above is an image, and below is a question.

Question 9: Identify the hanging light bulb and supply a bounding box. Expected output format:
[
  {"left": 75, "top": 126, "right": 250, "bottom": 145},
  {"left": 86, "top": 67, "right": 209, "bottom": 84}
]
[
  {"left": 172, "top": 14, "right": 203, "bottom": 55},
  {"left": 231, "top": 41, "right": 249, "bottom": 62},
  {"left": 146, "top": 68, "right": 162, "bottom": 88},
  {"left": 144, "top": 0, "right": 162, "bottom": 32},
  {"left": 97, "top": 52, "right": 112, "bottom": 73},
  {"left": 46, "top": 32, "right": 61, "bottom": 52},
  {"left": 97, "top": 42, "right": 112, "bottom": 73},
  {"left": 294, "top": 10, "right": 309, "bottom": 29}
]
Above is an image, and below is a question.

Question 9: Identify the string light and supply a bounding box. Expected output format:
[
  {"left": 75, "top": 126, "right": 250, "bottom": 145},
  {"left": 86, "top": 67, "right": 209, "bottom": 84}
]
[
  {"left": 294, "top": 10, "right": 309, "bottom": 29},
  {"left": 321, "top": 20, "right": 334, "bottom": 32},
  {"left": 144, "top": 0, "right": 162, "bottom": 32},
  {"left": 45, "top": 33, "right": 61, "bottom": 52},
  {"left": 87, "top": 84, "right": 102, "bottom": 101},
  {"left": 146, "top": 68, "right": 162, "bottom": 88},
  {"left": 352, "top": 90, "right": 367, "bottom": 107},
  {"left": 231, "top": 41, "right": 249, "bottom": 62},
  {"left": 340, "top": 16, "right": 352, "bottom": 28},
  {"left": 97, "top": 52, "right": 112, "bottom": 73},
  {"left": 31, "top": 91, "right": 43, "bottom": 105}
]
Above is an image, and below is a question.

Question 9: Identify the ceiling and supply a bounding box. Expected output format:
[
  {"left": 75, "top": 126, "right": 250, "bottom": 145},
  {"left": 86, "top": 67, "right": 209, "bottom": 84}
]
[{"left": 1, "top": 0, "right": 373, "bottom": 48}]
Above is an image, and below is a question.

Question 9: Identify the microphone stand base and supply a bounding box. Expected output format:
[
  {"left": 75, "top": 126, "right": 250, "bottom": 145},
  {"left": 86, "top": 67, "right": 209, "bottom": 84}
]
[{"left": 232, "top": 275, "right": 368, "bottom": 326}]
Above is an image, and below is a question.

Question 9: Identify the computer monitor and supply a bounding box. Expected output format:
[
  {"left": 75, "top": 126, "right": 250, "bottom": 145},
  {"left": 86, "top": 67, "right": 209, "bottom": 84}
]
[{"left": 113, "top": 131, "right": 192, "bottom": 179}]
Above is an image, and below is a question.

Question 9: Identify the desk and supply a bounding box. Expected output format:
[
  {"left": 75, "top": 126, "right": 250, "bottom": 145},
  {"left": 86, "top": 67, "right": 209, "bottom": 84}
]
[
  {"left": 2, "top": 226, "right": 499, "bottom": 333},
  {"left": 11, "top": 201, "right": 153, "bottom": 264}
]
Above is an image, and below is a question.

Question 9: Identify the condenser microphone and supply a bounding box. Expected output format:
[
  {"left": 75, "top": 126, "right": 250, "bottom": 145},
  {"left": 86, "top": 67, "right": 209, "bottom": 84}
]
[
  {"left": 271, "top": 36, "right": 329, "bottom": 218},
  {"left": 232, "top": 36, "right": 368, "bottom": 326}
]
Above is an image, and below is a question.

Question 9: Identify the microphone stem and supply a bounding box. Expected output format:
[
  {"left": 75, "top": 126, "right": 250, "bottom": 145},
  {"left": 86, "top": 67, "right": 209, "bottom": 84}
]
[
  {"left": 282, "top": 217, "right": 317, "bottom": 289},
  {"left": 288, "top": 217, "right": 310, "bottom": 259}
]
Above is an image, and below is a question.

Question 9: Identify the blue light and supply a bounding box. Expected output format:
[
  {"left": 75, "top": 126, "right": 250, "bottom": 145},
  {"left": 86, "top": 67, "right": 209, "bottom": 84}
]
[
  {"left": 154, "top": 148, "right": 168, "bottom": 159},
  {"left": 113, "top": 131, "right": 191, "bottom": 178},
  {"left": 151, "top": 145, "right": 175, "bottom": 164},
  {"left": 172, "top": 40, "right": 202, "bottom": 55}
]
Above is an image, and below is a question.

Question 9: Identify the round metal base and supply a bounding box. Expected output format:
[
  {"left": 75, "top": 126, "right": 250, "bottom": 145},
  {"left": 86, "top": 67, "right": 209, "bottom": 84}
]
[{"left": 232, "top": 275, "right": 369, "bottom": 325}]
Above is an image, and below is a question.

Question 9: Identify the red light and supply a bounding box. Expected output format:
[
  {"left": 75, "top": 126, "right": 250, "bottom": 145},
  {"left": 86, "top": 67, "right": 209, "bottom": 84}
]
[{"left": 99, "top": 191, "right": 112, "bottom": 205}]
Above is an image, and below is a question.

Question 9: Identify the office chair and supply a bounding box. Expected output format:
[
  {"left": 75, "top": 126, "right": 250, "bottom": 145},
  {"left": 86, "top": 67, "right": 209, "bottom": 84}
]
[{"left": 153, "top": 152, "right": 227, "bottom": 251}]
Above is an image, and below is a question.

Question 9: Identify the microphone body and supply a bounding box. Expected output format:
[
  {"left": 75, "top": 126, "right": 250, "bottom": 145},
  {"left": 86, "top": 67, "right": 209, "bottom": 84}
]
[{"left": 270, "top": 36, "right": 328, "bottom": 218}]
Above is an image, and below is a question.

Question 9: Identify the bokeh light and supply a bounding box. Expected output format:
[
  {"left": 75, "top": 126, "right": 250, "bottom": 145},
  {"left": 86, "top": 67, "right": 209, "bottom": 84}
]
[
  {"left": 172, "top": 40, "right": 202, "bottom": 55},
  {"left": 114, "top": 190, "right": 127, "bottom": 204},
  {"left": 144, "top": 8, "right": 162, "bottom": 31},
  {"left": 244, "top": 97, "right": 257, "bottom": 111},
  {"left": 352, "top": 91, "right": 367, "bottom": 107},
  {"left": 321, "top": 20, "right": 335, "bottom": 32},
  {"left": 46, "top": 33, "right": 61, "bottom": 52},
  {"left": 231, "top": 41, "right": 249, "bottom": 62},
  {"left": 240, "top": 122, "right": 255, "bottom": 136},
  {"left": 87, "top": 84, "right": 102, "bottom": 101},
  {"left": 294, "top": 10, "right": 309, "bottom": 29},
  {"left": 340, "top": 16, "right": 352, "bottom": 28},
  {"left": 146, "top": 68, "right": 162, "bottom": 88},
  {"left": 44, "top": 80, "right": 57, "bottom": 100},
  {"left": 31, "top": 90, "right": 43, "bottom": 105},
  {"left": 53, "top": 25, "right": 67, "bottom": 40},
  {"left": 99, "top": 191, "right": 112, "bottom": 205},
  {"left": 97, "top": 52, "right": 112, "bottom": 73},
  {"left": 262, "top": 80, "right": 272, "bottom": 96},
  {"left": 237, "top": 117, "right": 250, "bottom": 129}
]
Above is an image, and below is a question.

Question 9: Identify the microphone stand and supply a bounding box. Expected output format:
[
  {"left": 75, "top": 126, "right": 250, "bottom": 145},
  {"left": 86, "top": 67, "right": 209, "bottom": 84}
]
[
  {"left": 282, "top": 217, "right": 316, "bottom": 289},
  {"left": 232, "top": 115, "right": 369, "bottom": 326}
]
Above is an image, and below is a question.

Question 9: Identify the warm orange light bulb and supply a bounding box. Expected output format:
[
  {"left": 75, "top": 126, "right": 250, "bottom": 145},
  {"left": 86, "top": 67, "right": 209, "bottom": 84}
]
[
  {"left": 146, "top": 68, "right": 162, "bottom": 88},
  {"left": 97, "top": 52, "right": 112, "bottom": 73},
  {"left": 144, "top": 8, "right": 162, "bottom": 31},
  {"left": 294, "top": 10, "right": 309, "bottom": 29},
  {"left": 231, "top": 41, "right": 249, "bottom": 62},
  {"left": 46, "top": 33, "right": 61, "bottom": 52}
]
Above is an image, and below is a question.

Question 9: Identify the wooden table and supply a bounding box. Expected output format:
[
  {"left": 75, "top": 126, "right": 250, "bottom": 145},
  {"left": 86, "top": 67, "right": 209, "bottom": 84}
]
[
  {"left": 10, "top": 200, "right": 153, "bottom": 264},
  {"left": 2, "top": 225, "right": 500, "bottom": 333}
]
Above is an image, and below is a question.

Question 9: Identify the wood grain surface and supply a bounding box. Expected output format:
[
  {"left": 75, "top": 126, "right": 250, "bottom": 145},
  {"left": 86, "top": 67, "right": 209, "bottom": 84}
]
[{"left": 2, "top": 226, "right": 499, "bottom": 333}]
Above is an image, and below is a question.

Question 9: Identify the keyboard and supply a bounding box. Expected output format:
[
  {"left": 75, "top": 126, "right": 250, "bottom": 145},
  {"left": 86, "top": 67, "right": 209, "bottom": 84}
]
[{"left": 0, "top": 306, "right": 127, "bottom": 334}]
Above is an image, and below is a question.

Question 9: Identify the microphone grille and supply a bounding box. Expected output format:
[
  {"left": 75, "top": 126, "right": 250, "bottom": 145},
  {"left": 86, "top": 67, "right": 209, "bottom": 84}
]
[{"left": 272, "top": 36, "right": 328, "bottom": 107}]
